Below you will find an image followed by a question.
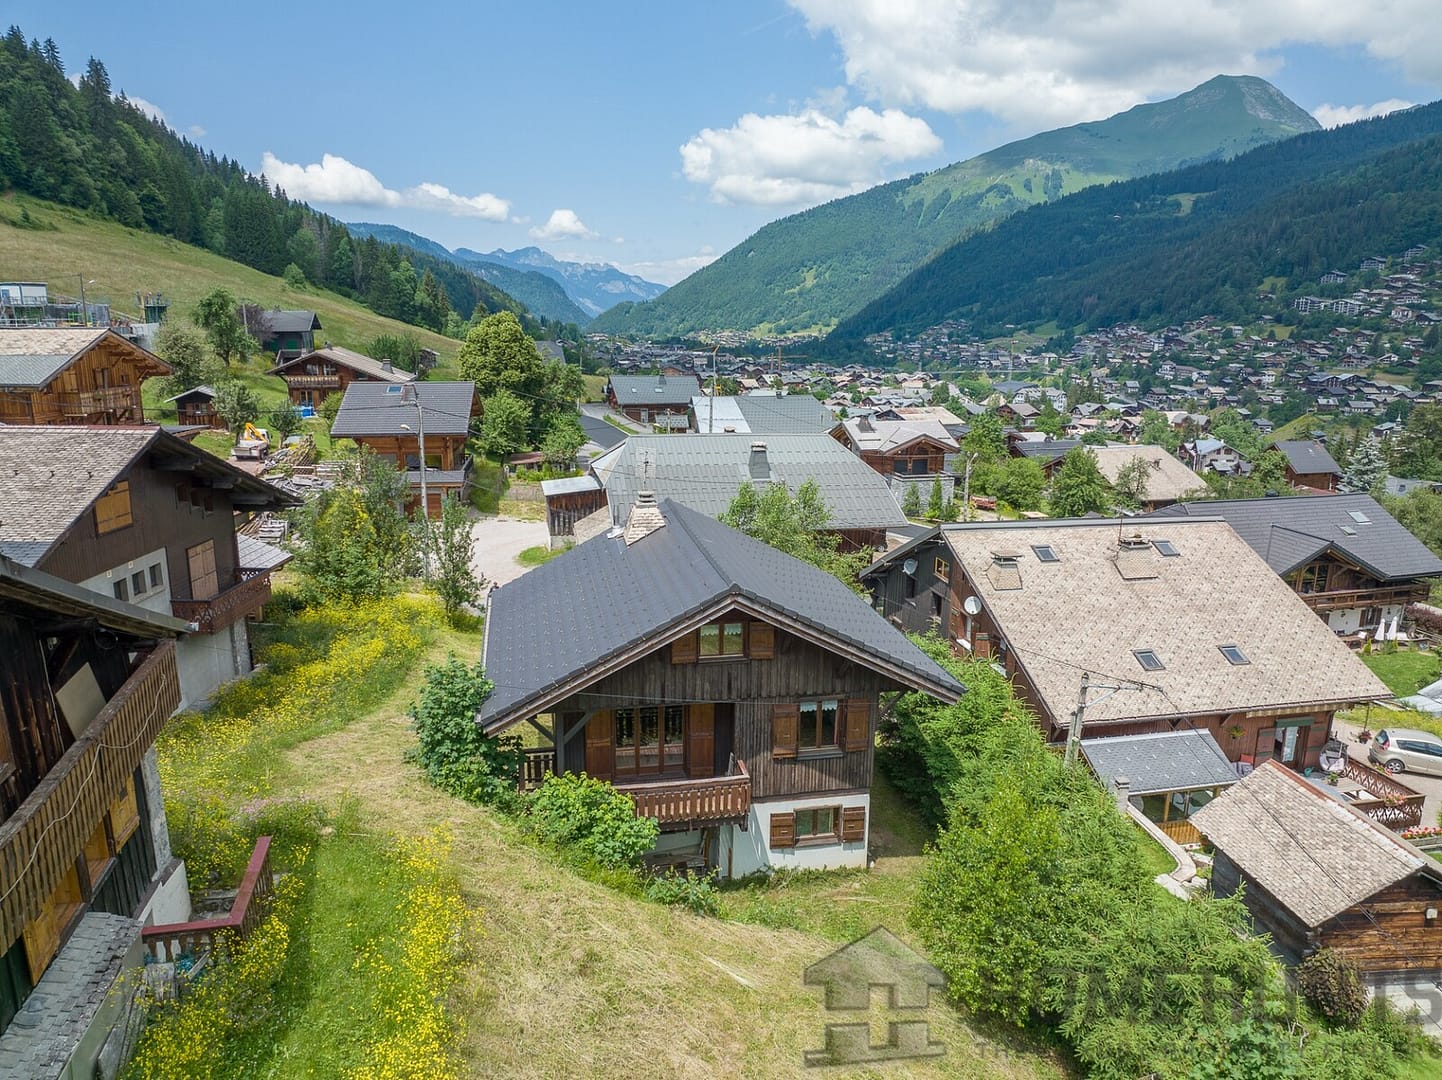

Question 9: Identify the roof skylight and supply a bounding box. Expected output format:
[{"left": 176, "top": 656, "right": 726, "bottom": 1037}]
[
  {"left": 1152, "top": 540, "right": 1179, "bottom": 557},
  {"left": 1219, "top": 644, "right": 1249, "bottom": 666},
  {"left": 1031, "top": 544, "right": 1059, "bottom": 563},
  {"left": 1134, "top": 649, "right": 1165, "bottom": 672}
]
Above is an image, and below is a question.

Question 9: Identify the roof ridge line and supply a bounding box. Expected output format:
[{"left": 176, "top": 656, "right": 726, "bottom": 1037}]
[{"left": 664, "top": 499, "right": 738, "bottom": 590}]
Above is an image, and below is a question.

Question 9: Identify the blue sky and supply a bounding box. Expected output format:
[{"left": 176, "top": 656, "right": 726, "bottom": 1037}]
[{"left": 36, "top": 1, "right": 1442, "bottom": 285}]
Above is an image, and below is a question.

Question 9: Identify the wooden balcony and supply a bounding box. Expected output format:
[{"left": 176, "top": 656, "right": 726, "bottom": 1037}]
[
  {"left": 143, "top": 836, "right": 275, "bottom": 965},
  {"left": 172, "top": 569, "right": 273, "bottom": 634},
  {"left": 0, "top": 642, "right": 180, "bottom": 948},
  {"left": 55, "top": 385, "right": 140, "bottom": 417},
  {"left": 1298, "top": 582, "right": 1430, "bottom": 614},
  {"left": 1337, "top": 759, "right": 1425, "bottom": 831},
  {"left": 518, "top": 751, "right": 752, "bottom": 831},
  {"left": 281, "top": 373, "right": 342, "bottom": 390}
]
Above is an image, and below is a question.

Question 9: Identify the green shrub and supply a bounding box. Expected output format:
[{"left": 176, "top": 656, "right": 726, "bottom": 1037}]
[
  {"left": 526, "top": 773, "right": 659, "bottom": 868},
  {"left": 645, "top": 869, "right": 719, "bottom": 915},
  {"left": 407, "top": 657, "right": 522, "bottom": 807},
  {"left": 1297, "top": 950, "right": 1368, "bottom": 1027}
]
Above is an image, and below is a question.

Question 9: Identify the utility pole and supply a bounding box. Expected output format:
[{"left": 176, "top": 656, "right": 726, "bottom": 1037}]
[
  {"left": 709, "top": 345, "right": 719, "bottom": 433},
  {"left": 402, "top": 386, "right": 431, "bottom": 580},
  {"left": 78, "top": 275, "right": 88, "bottom": 327},
  {"left": 1065, "top": 672, "right": 1090, "bottom": 767},
  {"left": 961, "top": 452, "right": 978, "bottom": 522}
]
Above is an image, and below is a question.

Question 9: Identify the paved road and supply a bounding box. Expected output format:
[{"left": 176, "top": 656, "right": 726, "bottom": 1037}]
[
  {"left": 1333, "top": 714, "right": 1442, "bottom": 826},
  {"left": 469, "top": 516, "right": 549, "bottom": 590}
]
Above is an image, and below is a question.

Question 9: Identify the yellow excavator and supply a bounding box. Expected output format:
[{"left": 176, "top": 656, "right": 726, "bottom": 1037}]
[{"left": 233, "top": 422, "right": 270, "bottom": 461}]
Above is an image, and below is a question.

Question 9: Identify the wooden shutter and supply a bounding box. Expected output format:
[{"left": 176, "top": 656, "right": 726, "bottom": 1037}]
[
  {"left": 769, "top": 812, "right": 796, "bottom": 849},
  {"left": 110, "top": 774, "right": 140, "bottom": 846},
  {"left": 843, "top": 698, "right": 872, "bottom": 752},
  {"left": 584, "top": 712, "right": 614, "bottom": 780},
  {"left": 841, "top": 806, "right": 867, "bottom": 843},
  {"left": 187, "top": 540, "right": 219, "bottom": 599},
  {"left": 687, "top": 704, "right": 715, "bottom": 779},
  {"left": 671, "top": 631, "right": 699, "bottom": 664},
  {"left": 772, "top": 703, "right": 799, "bottom": 759},
  {"left": 94, "top": 481, "right": 133, "bottom": 534},
  {"left": 750, "top": 622, "right": 775, "bottom": 660}
]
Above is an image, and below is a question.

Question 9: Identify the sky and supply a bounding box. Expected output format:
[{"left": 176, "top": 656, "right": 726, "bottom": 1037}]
[{"left": 33, "top": 1, "right": 1442, "bottom": 285}]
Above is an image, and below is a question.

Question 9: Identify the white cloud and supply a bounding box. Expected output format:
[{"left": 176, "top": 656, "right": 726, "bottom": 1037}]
[
  {"left": 259, "top": 152, "right": 510, "bottom": 221},
  {"left": 680, "top": 105, "right": 941, "bottom": 206},
  {"left": 614, "top": 250, "right": 720, "bottom": 287},
  {"left": 187, "top": 124, "right": 207, "bottom": 138},
  {"left": 786, "top": 1, "right": 1442, "bottom": 128},
  {"left": 1312, "top": 98, "right": 1415, "bottom": 127},
  {"left": 126, "top": 95, "right": 167, "bottom": 125},
  {"left": 530, "top": 208, "right": 599, "bottom": 240}
]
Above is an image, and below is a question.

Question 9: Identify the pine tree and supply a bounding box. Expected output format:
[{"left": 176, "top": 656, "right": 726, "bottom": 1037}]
[{"left": 1342, "top": 436, "right": 1387, "bottom": 495}]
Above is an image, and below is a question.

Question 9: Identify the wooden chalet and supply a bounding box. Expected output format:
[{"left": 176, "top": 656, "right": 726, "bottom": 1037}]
[
  {"left": 1194, "top": 761, "right": 1442, "bottom": 972},
  {"left": 0, "top": 426, "right": 298, "bottom": 709},
  {"left": 480, "top": 496, "right": 963, "bottom": 878},
  {"left": 831, "top": 416, "right": 958, "bottom": 478},
  {"left": 1082, "top": 729, "right": 1240, "bottom": 846},
  {"left": 254, "top": 309, "right": 320, "bottom": 362},
  {"left": 329, "top": 381, "right": 476, "bottom": 517},
  {"left": 162, "top": 384, "right": 222, "bottom": 428},
  {"left": 605, "top": 373, "right": 700, "bottom": 427},
  {"left": 0, "top": 328, "right": 170, "bottom": 426},
  {"left": 0, "top": 556, "right": 191, "bottom": 1062},
  {"left": 268, "top": 345, "right": 415, "bottom": 409},
  {"left": 863, "top": 518, "right": 1389, "bottom": 774},
  {"left": 1272, "top": 439, "right": 1342, "bottom": 492},
  {"left": 1090, "top": 445, "right": 1206, "bottom": 510},
  {"left": 1150, "top": 494, "right": 1442, "bottom": 637}
]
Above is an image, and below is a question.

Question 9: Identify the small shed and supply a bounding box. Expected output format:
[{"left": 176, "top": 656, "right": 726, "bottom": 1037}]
[
  {"left": 1082, "top": 729, "right": 1238, "bottom": 845},
  {"left": 1193, "top": 760, "right": 1442, "bottom": 971},
  {"left": 163, "top": 385, "right": 221, "bottom": 428}
]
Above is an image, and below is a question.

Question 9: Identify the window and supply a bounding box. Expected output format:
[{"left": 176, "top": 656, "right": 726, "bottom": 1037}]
[
  {"left": 613, "top": 704, "right": 685, "bottom": 776},
  {"left": 699, "top": 620, "right": 745, "bottom": 658},
  {"left": 904, "top": 575, "right": 917, "bottom": 600},
  {"left": 112, "top": 578, "right": 128, "bottom": 602},
  {"left": 798, "top": 698, "right": 841, "bottom": 750},
  {"left": 1134, "top": 649, "right": 1165, "bottom": 672},
  {"left": 149, "top": 563, "right": 164, "bottom": 590},
  {"left": 1152, "top": 539, "right": 1179, "bottom": 557},
  {"left": 1031, "top": 544, "right": 1059, "bottom": 563},
  {"left": 94, "top": 480, "right": 133, "bottom": 534},
  {"left": 934, "top": 557, "right": 950, "bottom": 581},
  {"left": 794, "top": 806, "right": 838, "bottom": 842},
  {"left": 1347, "top": 510, "right": 1371, "bottom": 524},
  {"left": 131, "top": 570, "right": 147, "bottom": 597},
  {"left": 1219, "top": 644, "right": 1249, "bottom": 665},
  {"left": 1296, "top": 563, "right": 1331, "bottom": 594}
]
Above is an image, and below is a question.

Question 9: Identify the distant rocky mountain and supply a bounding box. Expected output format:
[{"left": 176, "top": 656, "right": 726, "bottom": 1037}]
[
  {"left": 454, "top": 246, "right": 668, "bottom": 319},
  {"left": 347, "top": 222, "right": 591, "bottom": 325},
  {"left": 591, "top": 75, "right": 1321, "bottom": 339}
]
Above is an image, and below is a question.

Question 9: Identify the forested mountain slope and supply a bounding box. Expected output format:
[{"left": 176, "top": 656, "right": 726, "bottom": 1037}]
[
  {"left": 592, "top": 76, "right": 1318, "bottom": 338},
  {"left": 825, "top": 101, "right": 1442, "bottom": 348}
]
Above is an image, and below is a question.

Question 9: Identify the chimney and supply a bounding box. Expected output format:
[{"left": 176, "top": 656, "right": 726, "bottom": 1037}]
[
  {"left": 655, "top": 373, "right": 667, "bottom": 390},
  {"left": 1113, "top": 776, "right": 1131, "bottom": 812},
  {"left": 858, "top": 415, "right": 874, "bottom": 433},
  {"left": 623, "top": 491, "right": 666, "bottom": 545},
  {"left": 381, "top": 360, "right": 393, "bottom": 373},
  {"left": 748, "top": 441, "right": 769, "bottom": 481}
]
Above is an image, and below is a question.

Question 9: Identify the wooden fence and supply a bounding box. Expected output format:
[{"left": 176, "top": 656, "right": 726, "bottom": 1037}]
[{"left": 142, "top": 835, "right": 275, "bottom": 964}]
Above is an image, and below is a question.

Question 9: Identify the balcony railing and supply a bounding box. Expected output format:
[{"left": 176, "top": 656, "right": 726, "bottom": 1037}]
[
  {"left": 56, "top": 386, "right": 140, "bottom": 417},
  {"left": 1297, "top": 582, "right": 1430, "bottom": 614},
  {"left": 1338, "top": 759, "right": 1425, "bottom": 831},
  {"left": 143, "top": 836, "right": 275, "bottom": 965},
  {"left": 281, "top": 374, "right": 342, "bottom": 389},
  {"left": 0, "top": 641, "right": 180, "bottom": 948},
  {"left": 172, "top": 569, "right": 273, "bottom": 634},
  {"left": 517, "top": 751, "right": 752, "bottom": 829}
]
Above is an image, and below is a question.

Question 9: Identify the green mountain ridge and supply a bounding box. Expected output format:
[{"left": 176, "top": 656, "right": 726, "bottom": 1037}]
[
  {"left": 592, "top": 75, "right": 1319, "bottom": 339},
  {"left": 824, "top": 100, "right": 1442, "bottom": 348}
]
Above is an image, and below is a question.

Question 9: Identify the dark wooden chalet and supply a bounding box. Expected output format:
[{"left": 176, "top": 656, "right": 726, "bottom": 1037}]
[
  {"left": 268, "top": 345, "right": 415, "bottom": 409},
  {"left": 162, "top": 384, "right": 222, "bottom": 428},
  {"left": 0, "top": 426, "right": 298, "bottom": 709},
  {"left": 254, "top": 310, "right": 321, "bottom": 362},
  {"left": 863, "top": 519, "right": 1388, "bottom": 773},
  {"left": 480, "top": 496, "right": 963, "bottom": 877},
  {"left": 329, "top": 381, "right": 477, "bottom": 517},
  {"left": 0, "top": 556, "right": 189, "bottom": 1055},
  {"left": 1272, "top": 439, "right": 1342, "bottom": 492},
  {"left": 1149, "top": 494, "right": 1442, "bottom": 637},
  {"left": 830, "top": 417, "right": 958, "bottom": 478},
  {"left": 1194, "top": 761, "right": 1442, "bottom": 972},
  {"left": 0, "top": 328, "right": 170, "bottom": 426},
  {"left": 605, "top": 373, "right": 700, "bottom": 427}
]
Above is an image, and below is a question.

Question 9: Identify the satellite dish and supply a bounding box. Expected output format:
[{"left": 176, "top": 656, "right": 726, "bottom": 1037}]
[
  {"left": 902, "top": 558, "right": 918, "bottom": 576},
  {"left": 962, "top": 596, "right": 982, "bottom": 616}
]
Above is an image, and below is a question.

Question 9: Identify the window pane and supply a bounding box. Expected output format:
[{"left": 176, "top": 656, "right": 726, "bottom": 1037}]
[
  {"left": 699, "top": 624, "right": 720, "bottom": 657},
  {"left": 639, "top": 707, "right": 660, "bottom": 771},
  {"left": 820, "top": 701, "right": 839, "bottom": 747},
  {"left": 814, "top": 807, "right": 835, "bottom": 836},
  {"left": 149, "top": 564, "right": 163, "bottom": 589},
  {"left": 615, "top": 709, "right": 635, "bottom": 748},
  {"left": 663, "top": 706, "right": 684, "bottom": 770},
  {"left": 112, "top": 580, "right": 128, "bottom": 602},
  {"left": 795, "top": 810, "right": 815, "bottom": 837},
  {"left": 722, "top": 622, "right": 745, "bottom": 655},
  {"left": 798, "top": 702, "right": 818, "bottom": 749},
  {"left": 131, "top": 571, "right": 146, "bottom": 594}
]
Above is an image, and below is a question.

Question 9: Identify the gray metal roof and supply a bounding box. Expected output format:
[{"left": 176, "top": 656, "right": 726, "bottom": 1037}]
[
  {"left": 1150, "top": 494, "right": 1442, "bottom": 580},
  {"left": 1082, "top": 730, "right": 1239, "bottom": 796},
  {"left": 259, "top": 309, "right": 322, "bottom": 333},
  {"left": 588, "top": 434, "right": 907, "bottom": 530},
  {"left": 330, "top": 382, "right": 474, "bottom": 438},
  {"left": 0, "top": 554, "right": 190, "bottom": 636},
  {"left": 1272, "top": 439, "right": 1341, "bottom": 476},
  {"left": 163, "top": 384, "right": 218, "bottom": 404},
  {"left": 578, "top": 413, "right": 625, "bottom": 450},
  {"left": 1014, "top": 439, "right": 1081, "bottom": 462},
  {"left": 693, "top": 394, "right": 835, "bottom": 434},
  {"left": 479, "top": 498, "right": 963, "bottom": 730},
  {"left": 540, "top": 474, "right": 602, "bottom": 496},
  {"left": 607, "top": 373, "right": 700, "bottom": 407},
  {"left": 0, "top": 328, "right": 168, "bottom": 388},
  {"left": 236, "top": 533, "right": 293, "bottom": 572}
]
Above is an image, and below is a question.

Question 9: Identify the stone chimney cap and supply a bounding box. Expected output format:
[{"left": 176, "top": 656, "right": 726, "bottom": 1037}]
[{"left": 623, "top": 491, "right": 666, "bottom": 545}]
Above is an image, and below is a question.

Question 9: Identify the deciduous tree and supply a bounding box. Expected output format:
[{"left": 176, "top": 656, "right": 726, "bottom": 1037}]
[
  {"left": 1049, "top": 448, "right": 1110, "bottom": 516},
  {"left": 478, "top": 389, "right": 530, "bottom": 460}
]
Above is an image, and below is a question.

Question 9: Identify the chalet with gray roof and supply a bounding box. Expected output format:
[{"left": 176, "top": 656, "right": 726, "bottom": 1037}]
[
  {"left": 254, "top": 309, "right": 321, "bottom": 360},
  {"left": 689, "top": 393, "right": 833, "bottom": 435},
  {"left": 269, "top": 344, "right": 415, "bottom": 410},
  {"left": 329, "top": 381, "right": 476, "bottom": 517},
  {"left": 1082, "top": 729, "right": 1238, "bottom": 846},
  {"left": 863, "top": 518, "right": 1388, "bottom": 774},
  {"left": 1149, "top": 494, "right": 1442, "bottom": 636},
  {"left": 481, "top": 496, "right": 962, "bottom": 878},
  {"left": 606, "top": 373, "right": 701, "bottom": 427},
  {"left": 1272, "top": 438, "right": 1342, "bottom": 491},
  {"left": 0, "top": 425, "right": 296, "bottom": 709},
  {"left": 1194, "top": 761, "right": 1442, "bottom": 971},
  {"left": 0, "top": 328, "right": 170, "bottom": 426}
]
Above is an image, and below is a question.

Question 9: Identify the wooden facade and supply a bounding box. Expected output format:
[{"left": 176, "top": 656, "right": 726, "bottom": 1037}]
[
  {"left": 832, "top": 427, "right": 952, "bottom": 478},
  {"left": 1288, "top": 552, "right": 1431, "bottom": 623},
  {"left": 170, "top": 388, "right": 221, "bottom": 428},
  {"left": 348, "top": 432, "right": 473, "bottom": 517},
  {"left": 1285, "top": 466, "right": 1339, "bottom": 492},
  {"left": 271, "top": 348, "right": 411, "bottom": 407},
  {"left": 0, "top": 332, "right": 168, "bottom": 425}
]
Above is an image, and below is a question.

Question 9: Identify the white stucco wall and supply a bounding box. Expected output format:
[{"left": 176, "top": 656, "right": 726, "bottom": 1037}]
[
  {"left": 174, "top": 620, "right": 251, "bottom": 710},
  {"left": 1327, "top": 603, "right": 1405, "bottom": 637},
  {"left": 724, "top": 794, "right": 870, "bottom": 879}
]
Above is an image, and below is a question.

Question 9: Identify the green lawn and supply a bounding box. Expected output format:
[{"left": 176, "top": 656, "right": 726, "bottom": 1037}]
[
  {"left": 516, "top": 544, "right": 567, "bottom": 567},
  {"left": 1363, "top": 648, "right": 1441, "bottom": 697},
  {"left": 1132, "top": 823, "right": 1179, "bottom": 878}
]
